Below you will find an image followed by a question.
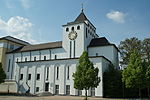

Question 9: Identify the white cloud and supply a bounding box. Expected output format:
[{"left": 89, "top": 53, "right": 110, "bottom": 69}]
[
  {"left": 0, "top": 16, "right": 36, "bottom": 43},
  {"left": 106, "top": 11, "right": 126, "bottom": 23},
  {"left": 20, "top": 0, "right": 30, "bottom": 9}
]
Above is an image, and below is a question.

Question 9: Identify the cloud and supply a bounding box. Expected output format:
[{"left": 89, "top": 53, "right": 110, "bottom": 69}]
[
  {"left": 106, "top": 11, "right": 126, "bottom": 23},
  {"left": 20, "top": 0, "right": 30, "bottom": 9},
  {"left": 0, "top": 16, "right": 36, "bottom": 43}
]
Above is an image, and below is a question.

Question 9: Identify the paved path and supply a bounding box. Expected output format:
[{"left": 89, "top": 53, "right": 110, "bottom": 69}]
[{"left": 0, "top": 96, "right": 124, "bottom": 100}]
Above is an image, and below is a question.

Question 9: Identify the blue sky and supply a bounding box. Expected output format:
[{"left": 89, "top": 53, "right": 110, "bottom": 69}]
[{"left": 0, "top": 0, "right": 150, "bottom": 45}]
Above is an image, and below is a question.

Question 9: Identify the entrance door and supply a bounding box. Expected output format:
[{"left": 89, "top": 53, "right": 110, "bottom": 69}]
[{"left": 45, "top": 83, "right": 49, "bottom": 91}]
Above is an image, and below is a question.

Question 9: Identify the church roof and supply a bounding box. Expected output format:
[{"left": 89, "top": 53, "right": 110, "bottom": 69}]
[
  {"left": 74, "top": 12, "right": 88, "bottom": 22},
  {"left": 0, "top": 36, "right": 30, "bottom": 46},
  {"left": 7, "top": 41, "right": 62, "bottom": 53},
  {"left": 88, "top": 37, "right": 119, "bottom": 51}
]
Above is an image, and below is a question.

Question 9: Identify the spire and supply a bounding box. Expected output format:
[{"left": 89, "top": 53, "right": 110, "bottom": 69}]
[{"left": 81, "top": 3, "right": 84, "bottom": 13}]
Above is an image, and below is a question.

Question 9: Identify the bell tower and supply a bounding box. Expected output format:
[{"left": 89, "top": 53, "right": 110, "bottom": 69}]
[{"left": 62, "top": 10, "right": 98, "bottom": 58}]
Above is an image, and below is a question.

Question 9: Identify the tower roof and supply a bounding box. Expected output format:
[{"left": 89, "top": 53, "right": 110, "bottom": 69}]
[{"left": 74, "top": 12, "right": 88, "bottom": 22}]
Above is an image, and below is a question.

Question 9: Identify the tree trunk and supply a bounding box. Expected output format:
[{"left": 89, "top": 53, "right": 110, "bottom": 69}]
[
  {"left": 85, "top": 89, "right": 87, "bottom": 100},
  {"left": 139, "top": 88, "right": 141, "bottom": 98},
  {"left": 148, "top": 88, "right": 150, "bottom": 98}
]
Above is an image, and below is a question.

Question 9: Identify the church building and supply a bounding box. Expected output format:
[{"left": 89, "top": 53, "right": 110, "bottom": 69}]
[{"left": 0, "top": 10, "right": 119, "bottom": 97}]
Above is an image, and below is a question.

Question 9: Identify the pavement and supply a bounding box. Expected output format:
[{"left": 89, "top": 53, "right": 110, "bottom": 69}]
[{"left": 0, "top": 96, "right": 124, "bottom": 100}]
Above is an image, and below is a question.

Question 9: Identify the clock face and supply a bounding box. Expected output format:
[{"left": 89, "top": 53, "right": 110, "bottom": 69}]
[{"left": 68, "top": 31, "right": 77, "bottom": 40}]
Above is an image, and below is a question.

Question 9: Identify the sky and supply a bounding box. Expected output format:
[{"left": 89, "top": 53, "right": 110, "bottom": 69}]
[{"left": 0, "top": 0, "right": 150, "bottom": 45}]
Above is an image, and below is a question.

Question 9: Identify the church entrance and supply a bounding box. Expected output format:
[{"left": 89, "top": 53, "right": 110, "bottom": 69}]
[{"left": 45, "top": 83, "right": 49, "bottom": 91}]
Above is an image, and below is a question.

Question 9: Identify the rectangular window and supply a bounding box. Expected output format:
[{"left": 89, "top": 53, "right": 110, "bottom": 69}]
[
  {"left": 25, "top": 57, "right": 27, "bottom": 62},
  {"left": 66, "top": 85, "right": 70, "bottom": 95},
  {"left": 20, "top": 74, "right": 23, "bottom": 80},
  {"left": 54, "top": 55, "right": 57, "bottom": 59},
  {"left": 28, "top": 74, "right": 31, "bottom": 80},
  {"left": 37, "top": 74, "right": 40, "bottom": 80},
  {"left": 67, "top": 66, "right": 69, "bottom": 80},
  {"left": 91, "top": 88, "right": 95, "bottom": 96},
  {"left": 46, "top": 67, "right": 49, "bottom": 80},
  {"left": 55, "top": 85, "right": 59, "bottom": 95},
  {"left": 44, "top": 56, "right": 46, "bottom": 60},
  {"left": 56, "top": 67, "right": 59, "bottom": 79},
  {"left": 7, "top": 59, "right": 11, "bottom": 72},
  {"left": 36, "top": 87, "right": 39, "bottom": 92},
  {"left": 34, "top": 57, "right": 36, "bottom": 61},
  {"left": 86, "top": 28, "right": 87, "bottom": 38}
]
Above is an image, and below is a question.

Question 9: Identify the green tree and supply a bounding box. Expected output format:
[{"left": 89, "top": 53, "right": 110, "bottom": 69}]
[
  {"left": 0, "top": 63, "right": 6, "bottom": 84},
  {"left": 122, "top": 51, "right": 145, "bottom": 98},
  {"left": 145, "top": 63, "right": 150, "bottom": 98},
  {"left": 103, "top": 64, "right": 123, "bottom": 97},
  {"left": 72, "top": 51, "right": 100, "bottom": 100},
  {"left": 142, "top": 38, "right": 150, "bottom": 64},
  {"left": 118, "top": 37, "right": 142, "bottom": 68}
]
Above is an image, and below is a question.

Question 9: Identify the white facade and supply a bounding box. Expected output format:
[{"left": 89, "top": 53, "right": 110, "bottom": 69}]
[{"left": 3, "top": 11, "right": 119, "bottom": 97}]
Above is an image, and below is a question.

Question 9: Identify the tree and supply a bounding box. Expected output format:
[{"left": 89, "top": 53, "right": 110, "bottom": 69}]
[
  {"left": 142, "top": 38, "right": 150, "bottom": 64},
  {"left": 145, "top": 63, "right": 150, "bottom": 98},
  {"left": 0, "top": 63, "right": 6, "bottom": 84},
  {"left": 122, "top": 51, "right": 145, "bottom": 98},
  {"left": 118, "top": 37, "right": 142, "bottom": 68},
  {"left": 72, "top": 51, "right": 100, "bottom": 100},
  {"left": 103, "top": 64, "right": 123, "bottom": 97}
]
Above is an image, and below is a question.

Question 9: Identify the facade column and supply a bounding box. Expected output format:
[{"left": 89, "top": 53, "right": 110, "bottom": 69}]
[{"left": 32, "top": 65, "right": 37, "bottom": 94}]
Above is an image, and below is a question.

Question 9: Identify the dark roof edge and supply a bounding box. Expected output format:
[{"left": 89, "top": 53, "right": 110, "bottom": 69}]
[
  {"left": 88, "top": 44, "right": 120, "bottom": 52},
  {"left": 0, "top": 36, "right": 30, "bottom": 45},
  {"left": 16, "top": 56, "right": 111, "bottom": 64}
]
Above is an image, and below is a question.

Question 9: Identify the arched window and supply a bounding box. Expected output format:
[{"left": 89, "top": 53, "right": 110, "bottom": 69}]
[
  {"left": 77, "top": 25, "right": 80, "bottom": 30},
  {"left": 66, "top": 27, "right": 69, "bottom": 32},
  {"left": 71, "top": 27, "right": 74, "bottom": 31}
]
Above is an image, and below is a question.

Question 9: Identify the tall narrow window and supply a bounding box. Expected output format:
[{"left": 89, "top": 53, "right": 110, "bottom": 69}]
[
  {"left": 55, "top": 85, "right": 59, "bottom": 95},
  {"left": 44, "top": 56, "right": 46, "bottom": 60},
  {"left": 20, "top": 74, "right": 23, "bottom": 80},
  {"left": 77, "top": 25, "right": 80, "bottom": 30},
  {"left": 37, "top": 74, "right": 40, "bottom": 80},
  {"left": 70, "top": 41, "right": 72, "bottom": 58},
  {"left": 66, "top": 27, "right": 69, "bottom": 32},
  {"left": 28, "top": 74, "right": 31, "bottom": 80},
  {"left": 86, "top": 28, "right": 87, "bottom": 38},
  {"left": 55, "top": 55, "right": 57, "bottom": 59},
  {"left": 67, "top": 66, "right": 70, "bottom": 80},
  {"left": 56, "top": 67, "right": 59, "bottom": 79},
  {"left": 34, "top": 57, "right": 36, "bottom": 61},
  {"left": 74, "top": 40, "right": 75, "bottom": 58},
  {"left": 7, "top": 59, "right": 11, "bottom": 72},
  {"left": 66, "top": 85, "right": 70, "bottom": 95},
  {"left": 71, "top": 27, "right": 74, "bottom": 31},
  {"left": 46, "top": 67, "right": 49, "bottom": 80},
  {"left": 25, "top": 57, "right": 27, "bottom": 62},
  {"left": 36, "top": 87, "right": 39, "bottom": 92}
]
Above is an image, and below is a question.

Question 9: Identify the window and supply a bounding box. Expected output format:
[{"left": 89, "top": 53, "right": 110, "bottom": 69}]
[
  {"left": 86, "top": 28, "right": 87, "bottom": 38},
  {"left": 55, "top": 85, "right": 59, "bottom": 95},
  {"left": 78, "top": 90, "right": 82, "bottom": 96},
  {"left": 91, "top": 88, "right": 95, "bottom": 96},
  {"left": 16, "top": 58, "right": 19, "bottom": 62},
  {"left": 46, "top": 67, "right": 49, "bottom": 80},
  {"left": 66, "top": 85, "right": 70, "bottom": 95},
  {"left": 25, "top": 58, "right": 27, "bottom": 62},
  {"left": 56, "top": 67, "right": 59, "bottom": 79},
  {"left": 7, "top": 59, "right": 11, "bottom": 72},
  {"left": 77, "top": 25, "right": 80, "bottom": 30},
  {"left": 20, "top": 74, "right": 23, "bottom": 80},
  {"left": 54, "top": 55, "right": 57, "bottom": 59},
  {"left": 37, "top": 74, "right": 40, "bottom": 80},
  {"left": 28, "top": 74, "right": 31, "bottom": 80},
  {"left": 36, "top": 87, "right": 39, "bottom": 92},
  {"left": 66, "top": 27, "right": 69, "bottom": 32},
  {"left": 67, "top": 66, "right": 70, "bottom": 80},
  {"left": 71, "top": 27, "right": 74, "bottom": 31},
  {"left": 96, "top": 53, "right": 98, "bottom": 56},
  {"left": 34, "top": 57, "right": 36, "bottom": 61},
  {"left": 44, "top": 56, "right": 46, "bottom": 60},
  {"left": 10, "top": 45, "right": 14, "bottom": 50},
  {"left": 70, "top": 41, "right": 72, "bottom": 58}
]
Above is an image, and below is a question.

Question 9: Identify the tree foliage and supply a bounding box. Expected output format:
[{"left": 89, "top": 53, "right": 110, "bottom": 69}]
[
  {"left": 72, "top": 51, "right": 100, "bottom": 100},
  {"left": 118, "top": 37, "right": 142, "bottom": 67},
  {"left": 103, "top": 64, "right": 123, "bottom": 97},
  {"left": 122, "top": 51, "right": 145, "bottom": 97},
  {"left": 0, "top": 63, "right": 6, "bottom": 84}
]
